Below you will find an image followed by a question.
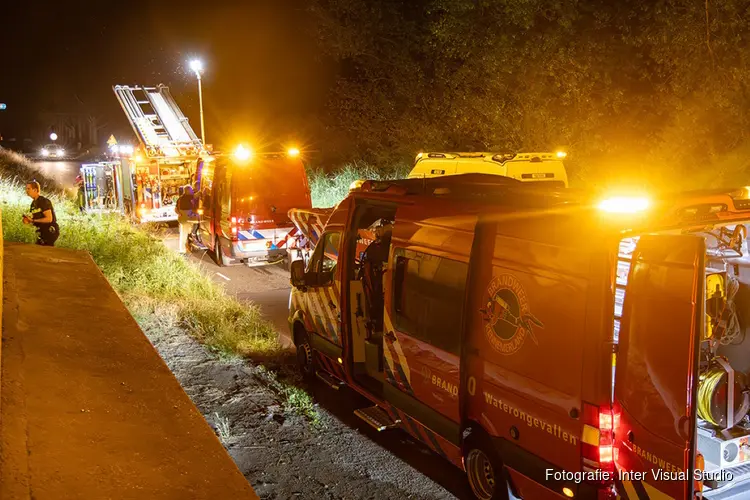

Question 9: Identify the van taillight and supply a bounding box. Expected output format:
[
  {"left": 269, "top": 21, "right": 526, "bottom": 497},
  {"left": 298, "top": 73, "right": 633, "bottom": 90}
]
[
  {"left": 582, "top": 403, "right": 616, "bottom": 479},
  {"left": 230, "top": 217, "right": 239, "bottom": 241}
]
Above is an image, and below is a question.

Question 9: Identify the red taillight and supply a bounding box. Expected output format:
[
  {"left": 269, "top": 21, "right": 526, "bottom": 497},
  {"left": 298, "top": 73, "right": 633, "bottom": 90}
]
[
  {"left": 582, "top": 402, "right": 616, "bottom": 483},
  {"left": 230, "top": 217, "right": 239, "bottom": 241}
]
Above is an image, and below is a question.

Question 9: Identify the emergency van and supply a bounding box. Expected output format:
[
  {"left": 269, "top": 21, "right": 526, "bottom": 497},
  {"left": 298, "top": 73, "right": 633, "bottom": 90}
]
[
  {"left": 407, "top": 151, "right": 569, "bottom": 187},
  {"left": 287, "top": 174, "right": 750, "bottom": 499},
  {"left": 194, "top": 147, "right": 312, "bottom": 266}
]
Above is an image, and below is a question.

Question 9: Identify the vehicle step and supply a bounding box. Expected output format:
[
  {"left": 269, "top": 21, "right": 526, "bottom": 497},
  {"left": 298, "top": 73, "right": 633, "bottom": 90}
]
[
  {"left": 315, "top": 371, "right": 345, "bottom": 390},
  {"left": 354, "top": 406, "right": 401, "bottom": 432}
]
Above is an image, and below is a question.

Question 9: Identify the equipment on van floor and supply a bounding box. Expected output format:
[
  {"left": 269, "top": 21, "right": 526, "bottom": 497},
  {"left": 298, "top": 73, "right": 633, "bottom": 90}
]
[{"left": 287, "top": 175, "right": 750, "bottom": 499}]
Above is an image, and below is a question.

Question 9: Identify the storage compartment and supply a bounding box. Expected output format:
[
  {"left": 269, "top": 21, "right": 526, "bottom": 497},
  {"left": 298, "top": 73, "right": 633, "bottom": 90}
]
[{"left": 615, "top": 226, "right": 750, "bottom": 497}]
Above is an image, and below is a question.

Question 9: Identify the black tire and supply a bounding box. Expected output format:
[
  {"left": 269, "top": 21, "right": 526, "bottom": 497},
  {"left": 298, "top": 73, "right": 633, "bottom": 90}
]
[
  {"left": 464, "top": 432, "right": 510, "bottom": 500},
  {"left": 295, "top": 329, "right": 315, "bottom": 381},
  {"left": 213, "top": 237, "right": 231, "bottom": 267}
]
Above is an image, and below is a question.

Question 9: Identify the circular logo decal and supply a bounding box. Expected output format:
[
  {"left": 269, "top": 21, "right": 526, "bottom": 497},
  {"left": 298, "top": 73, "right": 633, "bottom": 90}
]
[{"left": 480, "top": 274, "right": 544, "bottom": 356}]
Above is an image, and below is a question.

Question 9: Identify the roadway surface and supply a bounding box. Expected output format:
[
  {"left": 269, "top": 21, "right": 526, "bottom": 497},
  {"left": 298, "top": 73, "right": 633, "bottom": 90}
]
[{"left": 32, "top": 159, "right": 81, "bottom": 192}]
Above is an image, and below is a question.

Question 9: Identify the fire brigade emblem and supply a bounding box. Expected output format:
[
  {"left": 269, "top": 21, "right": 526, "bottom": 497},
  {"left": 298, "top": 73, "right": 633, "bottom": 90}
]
[{"left": 480, "top": 274, "right": 544, "bottom": 356}]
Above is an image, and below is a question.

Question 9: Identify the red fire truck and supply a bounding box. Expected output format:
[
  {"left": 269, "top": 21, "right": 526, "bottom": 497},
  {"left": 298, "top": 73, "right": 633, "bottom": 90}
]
[{"left": 287, "top": 175, "right": 750, "bottom": 499}]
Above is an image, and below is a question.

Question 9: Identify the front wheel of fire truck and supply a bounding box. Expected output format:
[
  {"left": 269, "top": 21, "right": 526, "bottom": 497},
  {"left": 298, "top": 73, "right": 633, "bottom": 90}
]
[{"left": 464, "top": 434, "right": 510, "bottom": 500}]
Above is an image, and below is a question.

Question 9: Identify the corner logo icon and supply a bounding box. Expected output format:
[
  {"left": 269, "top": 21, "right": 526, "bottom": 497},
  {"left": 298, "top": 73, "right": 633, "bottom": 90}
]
[{"left": 480, "top": 274, "right": 544, "bottom": 355}]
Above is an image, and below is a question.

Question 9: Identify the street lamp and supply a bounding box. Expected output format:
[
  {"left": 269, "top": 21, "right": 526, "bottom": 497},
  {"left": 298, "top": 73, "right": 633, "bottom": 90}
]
[
  {"left": 189, "top": 59, "right": 206, "bottom": 145},
  {"left": 50, "top": 132, "right": 58, "bottom": 141}
]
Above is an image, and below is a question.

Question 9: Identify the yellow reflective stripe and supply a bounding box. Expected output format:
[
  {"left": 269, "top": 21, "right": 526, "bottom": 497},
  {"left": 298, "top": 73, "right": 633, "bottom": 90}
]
[
  {"left": 582, "top": 425, "right": 600, "bottom": 446},
  {"left": 621, "top": 479, "right": 639, "bottom": 499}
]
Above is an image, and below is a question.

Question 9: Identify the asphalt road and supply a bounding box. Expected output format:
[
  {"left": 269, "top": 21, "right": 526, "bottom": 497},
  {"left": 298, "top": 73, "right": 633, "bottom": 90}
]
[
  {"left": 161, "top": 230, "right": 295, "bottom": 347},
  {"left": 33, "top": 159, "right": 80, "bottom": 189}
]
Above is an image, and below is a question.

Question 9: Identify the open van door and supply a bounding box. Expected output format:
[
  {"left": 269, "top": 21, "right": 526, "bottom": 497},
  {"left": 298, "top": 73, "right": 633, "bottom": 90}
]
[{"left": 613, "top": 234, "right": 704, "bottom": 499}]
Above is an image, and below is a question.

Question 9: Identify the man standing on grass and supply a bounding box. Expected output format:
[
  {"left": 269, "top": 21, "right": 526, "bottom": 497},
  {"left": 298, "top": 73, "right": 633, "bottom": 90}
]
[
  {"left": 22, "top": 180, "right": 60, "bottom": 246},
  {"left": 175, "top": 185, "right": 195, "bottom": 255}
]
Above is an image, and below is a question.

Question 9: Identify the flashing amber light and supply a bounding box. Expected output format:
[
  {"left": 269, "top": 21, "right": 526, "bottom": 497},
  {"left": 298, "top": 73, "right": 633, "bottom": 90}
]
[
  {"left": 337, "top": 357, "right": 343, "bottom": 364},
  {"left": 562, "top": 487, "right": 574, "bottom": 498},
  {"left": 597, "top": 196, "right": 650, "bottom": 214},
  {"left": 231, "top": 216, "right": 237, "bottom": 224},
  {"left": 140, "top": 203, "right": 146, "bottom": 209},
  {"left": 197, "top": 209, "right": 204, "bottom": 215},
  {"left": 234, "top": 144, "right": 253, "bottom": 161},
  {"left": 287, "top": 147, "right": 300, "bottom": 157},
  {"left": 556, "top": 151, "right": 568, "bottom": 158},
  {"left": 134, "top": 155, "right": 143, "bottom": 163},
  {"left": 349, "top": 179, "right": 365, "bottom": 191}
]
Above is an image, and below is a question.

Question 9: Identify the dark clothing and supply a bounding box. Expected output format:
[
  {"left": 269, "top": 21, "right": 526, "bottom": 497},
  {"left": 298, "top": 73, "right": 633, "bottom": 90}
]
[
  {"left": 177, "top": 193, "right": 193, "bottom": 211},
  {"left": 360, "top": 234, "right": 392, "bottom": 334},
  {"left": 29, "top": 196, "right": 59, "bottom": 246}
]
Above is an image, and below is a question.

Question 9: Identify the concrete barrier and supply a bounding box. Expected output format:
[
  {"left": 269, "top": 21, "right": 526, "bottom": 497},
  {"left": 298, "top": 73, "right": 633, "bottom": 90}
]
[{"left": 0, "top": 242, "right": 258, "bottom": 500}]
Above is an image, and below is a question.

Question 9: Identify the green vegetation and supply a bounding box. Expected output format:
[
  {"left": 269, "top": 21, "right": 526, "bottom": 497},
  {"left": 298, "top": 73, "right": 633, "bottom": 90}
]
[
  {"left": 0, "top": 148, "right": 317, "bottom": 420},
  {"left": 308, "top": 0, "right": 750, "bottom": 191},
  {"left": 307, "top": 162, "right": 410, "bottom": 208}
]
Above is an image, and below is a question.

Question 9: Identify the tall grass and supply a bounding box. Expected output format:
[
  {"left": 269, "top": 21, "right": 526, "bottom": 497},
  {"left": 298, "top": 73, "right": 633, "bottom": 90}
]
[
  {"left": 0, "top": 148, "right": 279, "bottom": 356},
  {"left": 307, "top": 161, "right": 410, "bottom": 208}
]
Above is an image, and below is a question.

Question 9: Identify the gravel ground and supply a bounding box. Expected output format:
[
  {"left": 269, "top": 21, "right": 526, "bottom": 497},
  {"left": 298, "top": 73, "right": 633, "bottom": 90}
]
[{"left": 145, "top": 320, "right": 471, "bottom": 500}]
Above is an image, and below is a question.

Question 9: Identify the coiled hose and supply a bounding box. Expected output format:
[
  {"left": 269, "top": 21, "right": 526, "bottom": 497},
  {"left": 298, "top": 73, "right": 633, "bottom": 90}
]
[
  {"left": 698, "top": 364, "right": 750, "bottom": 428},
  {"left": 698, "top": 367, "right": 727, "bottom": 426}
]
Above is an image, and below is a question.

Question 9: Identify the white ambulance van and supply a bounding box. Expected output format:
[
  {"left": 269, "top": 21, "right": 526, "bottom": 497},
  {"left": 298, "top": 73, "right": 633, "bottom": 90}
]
[{"left": 407, "top": 151, "right": 569, "bottom": 187}]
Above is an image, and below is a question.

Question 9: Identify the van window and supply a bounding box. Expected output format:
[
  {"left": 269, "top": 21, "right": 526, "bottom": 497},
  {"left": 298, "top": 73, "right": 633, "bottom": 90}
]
[
  {"left": 308, "top": 231, "right": 341, "bottom": 286},
  {"left": 220, "top": 168, "right": 232, "bottom": 218},
  {"left": 392, "top": 250, "right": 467, "bottom": 355}
]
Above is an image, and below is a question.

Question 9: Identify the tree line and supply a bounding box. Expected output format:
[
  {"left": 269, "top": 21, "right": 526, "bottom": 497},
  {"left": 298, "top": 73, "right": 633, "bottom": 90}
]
[{"left": 308, "top": 0, "right": 750, "bottom": 189}]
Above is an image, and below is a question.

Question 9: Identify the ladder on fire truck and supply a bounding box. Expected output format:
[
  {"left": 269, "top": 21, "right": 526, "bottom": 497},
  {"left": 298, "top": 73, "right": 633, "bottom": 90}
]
[{"left": 113, "top": 84, "right": 204, "bottom": 158}]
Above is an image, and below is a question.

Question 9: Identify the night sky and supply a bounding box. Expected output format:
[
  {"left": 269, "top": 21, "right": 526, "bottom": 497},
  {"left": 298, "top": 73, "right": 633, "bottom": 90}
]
[{"left": 0, "top": 0, "right": 330, "bottom": 150}]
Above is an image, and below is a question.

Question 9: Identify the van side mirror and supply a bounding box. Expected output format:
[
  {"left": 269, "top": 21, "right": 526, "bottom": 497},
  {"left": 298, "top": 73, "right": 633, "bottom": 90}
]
[{"left": 290, "top": 259, "right": 306, "bottom": 288}]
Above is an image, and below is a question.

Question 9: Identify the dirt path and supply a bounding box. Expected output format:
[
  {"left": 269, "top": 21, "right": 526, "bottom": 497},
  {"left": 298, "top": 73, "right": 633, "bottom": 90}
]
[
  {"left": 154, "top": 228, "right": 472, "bottom": 499},
  {"left": 145, "top": 315, "right": 470, "bottom": 500}
]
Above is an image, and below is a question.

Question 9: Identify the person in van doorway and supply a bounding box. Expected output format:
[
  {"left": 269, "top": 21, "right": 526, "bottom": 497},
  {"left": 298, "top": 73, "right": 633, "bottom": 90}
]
[
  {"left": 175, "top": 185, "right": 195, "bottom": 255},
  {"left": 360, "top": 221, "right": 393, "bottom": 335},
  {"left": 23, "top": 180, "right": 60, "bottom": 246}
]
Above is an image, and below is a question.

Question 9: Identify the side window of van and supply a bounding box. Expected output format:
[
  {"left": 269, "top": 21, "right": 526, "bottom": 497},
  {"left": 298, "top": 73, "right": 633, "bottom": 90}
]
[
  {"left": 220, "top": 168, "right": 232, "bottom": 218},
  {"left": 392, "top": 250, "right": 467, "bottom": 355},
  {"left": 308, "top": 231, "right": 341, "bottom": 286}
]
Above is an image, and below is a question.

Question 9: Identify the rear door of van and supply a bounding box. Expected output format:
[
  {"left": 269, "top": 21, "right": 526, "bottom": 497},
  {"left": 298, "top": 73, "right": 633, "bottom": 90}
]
[{"left": 613, "top": 234, "right": 703, "bottom": 499}]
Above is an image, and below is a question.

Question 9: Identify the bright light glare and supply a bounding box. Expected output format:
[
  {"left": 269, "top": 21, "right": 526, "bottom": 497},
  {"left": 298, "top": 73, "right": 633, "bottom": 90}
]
[
  {"left": 41, "top": 149, "right": 49, "bottom": 157},
  {"left": 598, "top": 196, "right": 650, "bottom": 214},
  {"left": 58, "top": 149, "right": 65, "bottom": 156},
  {"left": 556, "top": 151, "right": 567, "bottom": 158},
  {"left": 287, "top": 147, "right": 300, "bottom": 157},
  {"left": 235, "top": 144, "right": 253, "bottom": 161},
  {"left": 49, "top": 133, "right": 58, "bottom": 141},
  {"left": 190, "top": 59, "right": 203, "bottom": 73}
]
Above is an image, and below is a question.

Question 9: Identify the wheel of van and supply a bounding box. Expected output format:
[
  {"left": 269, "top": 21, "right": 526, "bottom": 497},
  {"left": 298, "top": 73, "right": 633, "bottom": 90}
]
[
  {"left": 295, "top": 330, "right": 315, "bottom": 381},
  {"left": 464, "top": 435, "right": 509, "bottom": 500},
  {"left": 213, "top": 237, "right": 230, "bottom": 267}
]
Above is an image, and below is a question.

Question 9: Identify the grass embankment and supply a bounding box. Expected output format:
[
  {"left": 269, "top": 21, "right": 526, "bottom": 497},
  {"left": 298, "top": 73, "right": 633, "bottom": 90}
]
[
  {"left": 0, "top": 148, "right": 316, "bottom": 420},
  {"left": 307, "top": 162, "right": 410, "bottom": 207}
]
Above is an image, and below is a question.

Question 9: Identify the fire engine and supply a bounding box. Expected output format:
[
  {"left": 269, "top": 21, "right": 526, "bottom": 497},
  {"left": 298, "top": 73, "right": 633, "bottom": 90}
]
[
  {"left": 287, "top": 174, "right": 750, "bottom": 499},
  {"left": 112, "top": 84, "right": 206, "bottom": 223}
]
